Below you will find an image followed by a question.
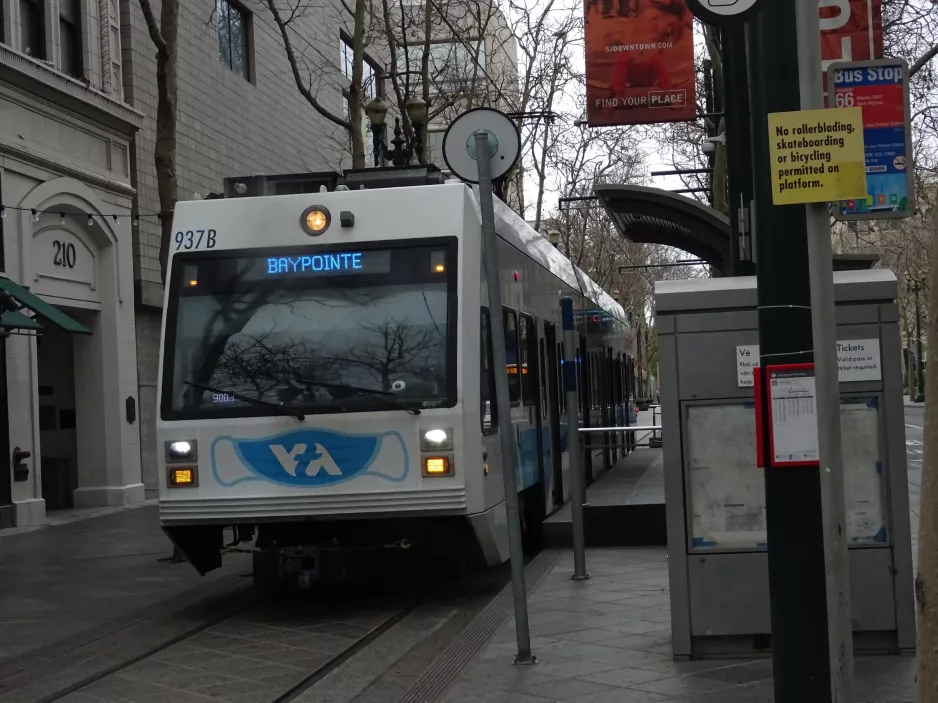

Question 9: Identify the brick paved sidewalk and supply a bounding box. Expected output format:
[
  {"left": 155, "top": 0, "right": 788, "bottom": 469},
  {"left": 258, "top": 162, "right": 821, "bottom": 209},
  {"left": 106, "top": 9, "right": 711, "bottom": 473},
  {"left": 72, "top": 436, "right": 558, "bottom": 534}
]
[
  {"left": 439, "top": 548, "right": 916, "bottom": 703},
  {"left": 0, "top": 505, "right": 251, "bottom": 669}
]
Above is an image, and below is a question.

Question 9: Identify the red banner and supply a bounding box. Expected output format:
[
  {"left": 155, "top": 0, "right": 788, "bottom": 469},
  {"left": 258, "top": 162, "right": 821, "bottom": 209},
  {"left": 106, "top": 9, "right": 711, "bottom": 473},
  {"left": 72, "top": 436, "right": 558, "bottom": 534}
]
[
  {"left": 584, "top": 0, "right": 696, "bottom": 126},
  {"left": 821, "top": 0, "right": 884, "bottom": 102}
]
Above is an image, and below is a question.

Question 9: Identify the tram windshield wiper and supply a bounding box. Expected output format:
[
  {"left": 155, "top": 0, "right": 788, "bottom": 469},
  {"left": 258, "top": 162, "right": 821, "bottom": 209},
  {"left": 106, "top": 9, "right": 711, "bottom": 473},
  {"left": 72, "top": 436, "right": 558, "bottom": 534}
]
[
  {"left": 183, "top": 381, "right": 305, "bottom": 421},
  {"left": 294, "top": 378, "right": 421, "bottom": 415}
]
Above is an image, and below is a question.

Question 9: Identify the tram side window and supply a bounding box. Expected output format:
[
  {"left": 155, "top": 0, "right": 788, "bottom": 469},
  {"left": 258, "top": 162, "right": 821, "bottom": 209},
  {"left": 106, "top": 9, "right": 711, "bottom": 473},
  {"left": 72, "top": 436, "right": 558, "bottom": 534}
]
[
  {"left": 538, "top": 337, "right": 548, "bottom": 417},
  {"left": 557, "top": 342, "right": 565, "bottom": 413},
  {"left": 480, "top": 308, "right": 497, "bottom": 434},
  {"left": 520, "top": 314, "right": 536, "bottom": 407},
  {"left": 503, "top": 308, "right": 521, "bottom": 405},
  {"left": 594, "top": 354, "right": 602, "bottom": 410}
]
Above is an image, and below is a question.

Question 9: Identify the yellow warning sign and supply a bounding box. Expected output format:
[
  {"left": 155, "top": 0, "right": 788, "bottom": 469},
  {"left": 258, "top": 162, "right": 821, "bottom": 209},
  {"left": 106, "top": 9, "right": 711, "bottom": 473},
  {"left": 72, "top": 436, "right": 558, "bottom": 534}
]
[{"left": 768, "top": 107, "right": 867, "bottom": 206}]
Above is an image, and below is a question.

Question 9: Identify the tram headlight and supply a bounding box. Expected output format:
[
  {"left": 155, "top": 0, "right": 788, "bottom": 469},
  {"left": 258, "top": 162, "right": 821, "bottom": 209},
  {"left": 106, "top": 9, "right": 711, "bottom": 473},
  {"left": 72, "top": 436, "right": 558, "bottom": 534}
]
[
  {"left": 301, "top": 206, "right": 331, "bottom": 236},
  {"left": 421, "top": 428, "right": 452, "bottom": 450},
  {"left": 165, "top": 440, "right": 198, "bottom": 463}
]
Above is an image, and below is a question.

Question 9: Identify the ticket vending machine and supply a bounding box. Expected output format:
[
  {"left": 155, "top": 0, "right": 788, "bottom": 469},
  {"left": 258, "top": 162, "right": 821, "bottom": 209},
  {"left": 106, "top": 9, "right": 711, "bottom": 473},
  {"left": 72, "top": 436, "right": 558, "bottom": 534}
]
[{"left": 655, "top": 270, "right": 915, "bottom": 658}]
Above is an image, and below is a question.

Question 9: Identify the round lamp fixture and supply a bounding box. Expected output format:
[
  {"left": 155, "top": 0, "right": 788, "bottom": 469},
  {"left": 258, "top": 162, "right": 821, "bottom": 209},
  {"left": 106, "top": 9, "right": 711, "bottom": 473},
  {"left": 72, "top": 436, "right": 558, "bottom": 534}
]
[
  {"left": 365, "top": 97, "right": 389, "bottom": 128},
  {"left": 301, "top": 206, "right": 331, "bottom": 236}
]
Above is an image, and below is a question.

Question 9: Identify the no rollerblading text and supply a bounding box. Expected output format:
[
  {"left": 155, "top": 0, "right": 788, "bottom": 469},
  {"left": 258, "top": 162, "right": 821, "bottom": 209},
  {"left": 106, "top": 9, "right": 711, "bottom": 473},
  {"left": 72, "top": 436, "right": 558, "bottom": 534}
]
[{"left": 768, "top": 107, "right": 867, "bottom": 205}]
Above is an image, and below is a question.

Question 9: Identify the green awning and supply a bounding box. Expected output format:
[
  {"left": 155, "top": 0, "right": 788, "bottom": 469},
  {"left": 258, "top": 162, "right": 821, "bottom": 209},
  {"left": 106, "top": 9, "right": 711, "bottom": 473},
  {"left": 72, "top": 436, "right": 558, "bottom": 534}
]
[
  {"left": 0, "top": 277, "right": 91, "bottom": 335},
  {"left": 0, "top": 310, "right": 43, "bottom": 331}
]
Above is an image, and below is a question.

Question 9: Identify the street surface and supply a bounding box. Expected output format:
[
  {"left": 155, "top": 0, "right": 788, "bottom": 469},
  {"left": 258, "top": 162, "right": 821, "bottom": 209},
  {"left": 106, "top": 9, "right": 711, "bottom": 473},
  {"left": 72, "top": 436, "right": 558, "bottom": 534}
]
[
  {"left": 0, "top": 405, "right": 926, "bottom": 703},
  {"left": 905, "top": 402, "right": 923, "bottom": 567},
  {"left": 0, "top": 506, "right": 514, "bottom": 703}
]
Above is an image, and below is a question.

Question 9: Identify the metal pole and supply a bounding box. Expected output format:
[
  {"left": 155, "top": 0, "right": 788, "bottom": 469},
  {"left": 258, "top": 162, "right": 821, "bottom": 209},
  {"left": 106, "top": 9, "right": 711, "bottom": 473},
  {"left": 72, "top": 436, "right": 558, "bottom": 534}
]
[
  {"left": 475, "top": 132, "right": 534, "bottom": 664},
  {"left": 561, "top": 297, "right": 588, "bottom": 580},
  {"left": 795, "top": 0, "right": 855, "bottom": 697},
  {"left": 915, "top": 283, "right": 925, "bottom": 402},
  {"left": 723, "top": 25, "right": 755, "bottom": 276},
  {"left": 749, "top": 0, "right": 835, "bottom": 699}
]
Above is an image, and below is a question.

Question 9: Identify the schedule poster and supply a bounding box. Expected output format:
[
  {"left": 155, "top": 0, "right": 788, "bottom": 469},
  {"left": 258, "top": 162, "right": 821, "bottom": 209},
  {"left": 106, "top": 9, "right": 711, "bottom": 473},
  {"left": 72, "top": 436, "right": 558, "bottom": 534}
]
[
  {"left": 829, "top": 59, "right": 914, "bottom": 220},
  {"left": 767, "top": 365, "right": 820, "bottom": 467}
]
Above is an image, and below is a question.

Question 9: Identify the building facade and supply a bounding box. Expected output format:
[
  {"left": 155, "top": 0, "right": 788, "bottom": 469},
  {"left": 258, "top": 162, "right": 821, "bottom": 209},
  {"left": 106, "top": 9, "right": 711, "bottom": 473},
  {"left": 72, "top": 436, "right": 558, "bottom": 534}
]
[
  {"left": 121, "top": 0, "right": 349, "bottom": 494},
  {"left": 1, "top": 0, "right": 144, "bottom": 527},
  {"left": 0, "top": 0, "right": 526, "bottom": 518}
]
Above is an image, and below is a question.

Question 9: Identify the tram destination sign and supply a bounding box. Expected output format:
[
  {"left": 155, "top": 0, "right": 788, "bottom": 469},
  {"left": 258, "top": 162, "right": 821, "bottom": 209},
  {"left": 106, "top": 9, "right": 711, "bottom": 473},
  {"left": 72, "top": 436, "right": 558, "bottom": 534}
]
[
  {"left": 264, "top": 250, "right": 391, "bottom": 277},
  {"left": 828, "top": 58, "right": 914, "bottom": 220}
]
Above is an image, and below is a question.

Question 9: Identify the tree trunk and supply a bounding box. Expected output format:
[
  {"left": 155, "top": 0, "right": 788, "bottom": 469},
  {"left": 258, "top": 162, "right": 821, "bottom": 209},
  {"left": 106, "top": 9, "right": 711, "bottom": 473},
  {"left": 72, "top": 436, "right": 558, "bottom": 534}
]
[
  {"left": 348, "top": 0, "right": 367, "bottom": 169},
  {"left": 417, "top": 0, "right": 432, "bottom": 165},
  {"left": 138, "top": 0, "right": 180, "bottom": 564},
  {"left": 139, "top": 0, "right": 179, "bottom": 285},
  {"left": 918, "top": 188, "right": 938, "bottom": 701}
]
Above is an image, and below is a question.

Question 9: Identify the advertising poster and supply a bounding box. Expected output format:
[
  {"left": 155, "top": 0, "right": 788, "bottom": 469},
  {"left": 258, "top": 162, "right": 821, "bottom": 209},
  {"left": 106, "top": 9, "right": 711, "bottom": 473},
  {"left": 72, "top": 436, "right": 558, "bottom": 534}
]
[
  {"left": 829, "top": 59, "right": 914, "bottom": 219},
  {"left": 584, "top": 0, "right": 696, "bottom": 126},
  {"left": 821, "top": 0, "right": 884, "bottom": 101}
]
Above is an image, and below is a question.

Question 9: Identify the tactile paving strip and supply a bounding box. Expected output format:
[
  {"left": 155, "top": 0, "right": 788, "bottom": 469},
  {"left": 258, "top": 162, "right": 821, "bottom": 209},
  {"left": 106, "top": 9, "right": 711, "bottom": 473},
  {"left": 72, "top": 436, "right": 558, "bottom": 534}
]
[{"left": 397, "top": 549, "right": 562, "bottom": 703}]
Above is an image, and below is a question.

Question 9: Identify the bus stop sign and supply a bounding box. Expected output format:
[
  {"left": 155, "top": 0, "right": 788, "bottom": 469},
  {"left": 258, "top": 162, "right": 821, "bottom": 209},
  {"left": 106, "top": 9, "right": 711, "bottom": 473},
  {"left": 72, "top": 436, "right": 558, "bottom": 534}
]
[{"left": 828, "top": 58, "right": 915, "bottom": 220}]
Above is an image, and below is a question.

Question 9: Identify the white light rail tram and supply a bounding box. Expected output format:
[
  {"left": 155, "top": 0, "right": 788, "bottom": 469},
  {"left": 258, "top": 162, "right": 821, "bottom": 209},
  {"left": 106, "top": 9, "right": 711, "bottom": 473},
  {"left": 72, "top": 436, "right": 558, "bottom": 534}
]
[{"left": 157, "top": 168, "right": 638, "bottom": 586}]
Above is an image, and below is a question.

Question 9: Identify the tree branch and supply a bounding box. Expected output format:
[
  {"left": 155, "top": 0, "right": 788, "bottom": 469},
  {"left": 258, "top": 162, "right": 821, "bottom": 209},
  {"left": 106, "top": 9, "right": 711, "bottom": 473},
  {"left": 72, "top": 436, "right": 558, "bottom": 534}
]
[
  {"left": 138, "top": 0, "right": 168, "bottom": 56},
  {"left": 910, "top": 42, "right": 938, "bottom": 77},
  {"left": 264, "top": 0, "right": 350, "bottom": 130}
]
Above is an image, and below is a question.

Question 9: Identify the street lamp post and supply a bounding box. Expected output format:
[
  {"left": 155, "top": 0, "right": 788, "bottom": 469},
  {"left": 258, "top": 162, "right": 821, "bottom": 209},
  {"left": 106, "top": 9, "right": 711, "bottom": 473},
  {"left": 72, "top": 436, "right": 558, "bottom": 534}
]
[
  {"left": 912, "top": 277, "right": 926, "bottom": 402},
  {"left": 364, "top": 96, "right": 429, "bottom": 167}
]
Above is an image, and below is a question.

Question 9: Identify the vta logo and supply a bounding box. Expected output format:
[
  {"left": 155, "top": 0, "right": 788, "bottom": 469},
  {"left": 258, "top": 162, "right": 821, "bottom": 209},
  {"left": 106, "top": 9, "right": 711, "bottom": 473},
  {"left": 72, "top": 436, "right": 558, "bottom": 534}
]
[
  {"left": 218, "top": 427, "right": 409, "bottom": 488},
  {"left": 270, "top": 443, "right": 341, "bottom": 477}
]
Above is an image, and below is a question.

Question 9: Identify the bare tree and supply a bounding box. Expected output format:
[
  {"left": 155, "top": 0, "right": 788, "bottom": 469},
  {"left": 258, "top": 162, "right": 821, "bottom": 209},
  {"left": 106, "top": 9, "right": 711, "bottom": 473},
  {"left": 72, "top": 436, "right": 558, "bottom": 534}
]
[
  {"left": 919, "top": 185, "right": 938, "bottom": 703},
  {"left": 507, "top": 0, "right": 582, "bottom": 227},
  {"left": 137, "top": 0, "right": 179, "bottom": 283},
  {"left": 264, "top": 0, "right": 370, "bottom": 168}
]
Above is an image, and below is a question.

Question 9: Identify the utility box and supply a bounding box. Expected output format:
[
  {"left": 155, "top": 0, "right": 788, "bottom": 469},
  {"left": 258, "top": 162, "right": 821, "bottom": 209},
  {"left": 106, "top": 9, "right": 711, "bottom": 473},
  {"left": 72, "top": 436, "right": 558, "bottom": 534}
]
[{"left": 656, "top": 270, "right": 915, "bottom": 658}]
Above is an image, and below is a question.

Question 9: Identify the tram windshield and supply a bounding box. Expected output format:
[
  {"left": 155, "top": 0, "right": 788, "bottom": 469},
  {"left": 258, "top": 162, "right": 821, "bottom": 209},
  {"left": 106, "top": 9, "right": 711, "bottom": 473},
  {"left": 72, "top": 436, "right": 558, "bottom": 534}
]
[{"left": 161, "top": 240, "right": 457, "bottom": 419}]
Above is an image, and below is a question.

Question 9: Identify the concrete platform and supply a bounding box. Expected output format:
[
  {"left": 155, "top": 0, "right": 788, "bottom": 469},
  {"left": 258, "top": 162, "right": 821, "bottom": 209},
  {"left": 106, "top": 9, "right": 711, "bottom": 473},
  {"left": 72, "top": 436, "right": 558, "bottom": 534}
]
[
  {"left": 437, "top": 547, "right": 916, "bottom": 703},
  {"left": 544, "top": 448, "right": 666, "bottom": 548}
]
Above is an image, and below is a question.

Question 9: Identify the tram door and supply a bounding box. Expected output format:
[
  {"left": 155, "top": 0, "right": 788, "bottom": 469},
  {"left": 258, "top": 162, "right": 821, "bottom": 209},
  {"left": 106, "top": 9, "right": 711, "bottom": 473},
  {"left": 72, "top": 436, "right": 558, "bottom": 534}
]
[
  {"left": 504, "top": 310, "right": 539, "bottom": 496},
  {"left": 543, "top": 322, "right": 563, "bottom": 508},
  {"left": 515, "top": 314, "right": 541, "bottom": 494},
  {"left": 580, "top": 337, "right": 593, "bottom": 484}
]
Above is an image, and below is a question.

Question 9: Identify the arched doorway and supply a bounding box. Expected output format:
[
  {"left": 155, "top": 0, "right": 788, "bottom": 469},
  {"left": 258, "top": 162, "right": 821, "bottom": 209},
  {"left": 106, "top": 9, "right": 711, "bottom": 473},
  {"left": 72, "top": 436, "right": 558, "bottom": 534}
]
[{"left": 15, "top": 178, "right": 143, "bottom": 511}]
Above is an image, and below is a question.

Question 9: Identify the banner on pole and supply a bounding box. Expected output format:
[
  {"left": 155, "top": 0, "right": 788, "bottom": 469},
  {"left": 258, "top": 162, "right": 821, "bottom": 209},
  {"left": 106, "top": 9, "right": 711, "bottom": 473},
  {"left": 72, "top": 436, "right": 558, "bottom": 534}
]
[
  {"left": 584, "top": 0, "right": 696, "bottom": 126},
  {"left": 828, "top": 59, "right": 915, "bottom": 220},
  {"left": 821, "top": 0, "right": 884, "bottom": 102}
]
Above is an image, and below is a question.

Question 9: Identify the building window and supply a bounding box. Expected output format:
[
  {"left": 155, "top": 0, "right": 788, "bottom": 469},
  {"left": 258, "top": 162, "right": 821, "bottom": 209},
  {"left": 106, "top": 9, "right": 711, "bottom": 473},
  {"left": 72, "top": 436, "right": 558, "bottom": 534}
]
[
  {"left": 217, "top": 0, "right": 250, "bottom": 80},
  {"left": 59, "top": 0, "right": 83, "bottom": 78},
  {"left": 396, "top": 40, "right": 485, "bottom": 92},
  {"left": 20, "top": 0, "right": 44, "bottom": 59},
  {"left": 340, "top": 38, "right": 380, "bottom": 100}
]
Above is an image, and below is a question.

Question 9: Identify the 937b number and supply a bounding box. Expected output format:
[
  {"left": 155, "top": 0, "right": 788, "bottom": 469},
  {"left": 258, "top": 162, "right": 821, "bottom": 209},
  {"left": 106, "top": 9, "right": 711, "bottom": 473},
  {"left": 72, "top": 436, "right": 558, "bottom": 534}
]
[{"left": 175, "top": 229, "right": 217, "bottom": 250}]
